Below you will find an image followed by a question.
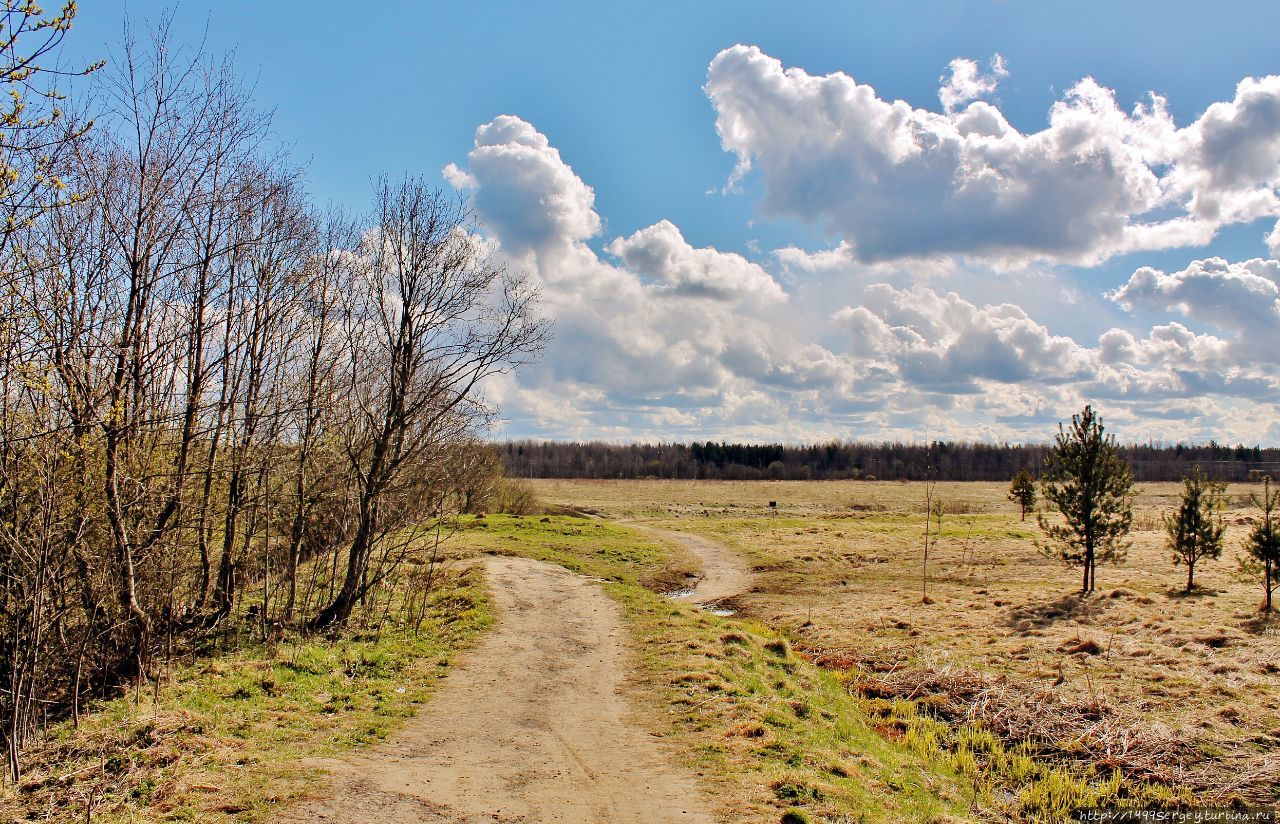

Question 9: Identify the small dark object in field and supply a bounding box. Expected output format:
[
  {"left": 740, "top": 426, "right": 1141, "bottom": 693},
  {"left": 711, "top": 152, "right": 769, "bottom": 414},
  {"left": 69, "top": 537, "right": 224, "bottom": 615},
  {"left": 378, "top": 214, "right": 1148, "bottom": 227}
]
[
  {"left": 540, "top": 516, "right": 550, "bottom": 522},
  {"left": 763, "top": 639, "right": 791, "bottom": 658},
  {"left": 1197, "top": 634, "right": 1230, "bottom": 648},
  {"left": 730, "top": 721, "right": 767, "bottom": 738},
  {"left": 1058, "top": 637, "right": 1103, "bottom": 655}
]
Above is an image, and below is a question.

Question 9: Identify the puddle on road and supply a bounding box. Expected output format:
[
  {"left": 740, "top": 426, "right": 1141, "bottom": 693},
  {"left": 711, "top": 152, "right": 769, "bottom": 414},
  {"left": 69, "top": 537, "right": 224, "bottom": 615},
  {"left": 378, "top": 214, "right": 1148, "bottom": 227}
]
[
  {"left": 660, "top": 575, "right": 737, "bottom": 617},
  {"left": 661, "top": 573, "right": 701, "bottom": 600}
]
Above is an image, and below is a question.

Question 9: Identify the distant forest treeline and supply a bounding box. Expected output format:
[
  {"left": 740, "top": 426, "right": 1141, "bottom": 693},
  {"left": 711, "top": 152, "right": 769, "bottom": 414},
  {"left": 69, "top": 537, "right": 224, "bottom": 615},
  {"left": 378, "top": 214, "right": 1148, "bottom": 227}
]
[{"left": 497, "top": 440, "right": 1280, "bottom": 483}]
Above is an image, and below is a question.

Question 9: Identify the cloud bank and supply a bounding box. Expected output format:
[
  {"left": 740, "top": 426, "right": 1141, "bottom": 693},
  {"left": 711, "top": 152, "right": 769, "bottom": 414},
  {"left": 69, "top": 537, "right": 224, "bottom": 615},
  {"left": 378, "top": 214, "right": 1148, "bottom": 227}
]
[
  {"left": 443, "top": 46, "right": 1280, "bottom": 444},
  {"left": 706, "top": 45, "right": 1280, "bottom": 266}
]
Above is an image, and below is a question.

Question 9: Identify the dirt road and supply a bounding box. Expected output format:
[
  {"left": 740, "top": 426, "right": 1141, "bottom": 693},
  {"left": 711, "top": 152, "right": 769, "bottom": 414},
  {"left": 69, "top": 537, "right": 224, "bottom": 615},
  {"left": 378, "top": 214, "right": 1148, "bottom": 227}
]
[
  {"left": 277, "top": 555, "right": 717, "bottom": 823},
  {"left": 627, "top": 524, "right": 754, "bottom": 607}
]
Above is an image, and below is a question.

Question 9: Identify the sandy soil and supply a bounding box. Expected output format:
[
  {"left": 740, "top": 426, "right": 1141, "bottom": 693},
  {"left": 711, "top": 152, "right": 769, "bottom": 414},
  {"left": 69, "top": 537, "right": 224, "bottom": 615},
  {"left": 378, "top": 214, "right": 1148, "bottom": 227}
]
[
  {"left": 627, "top": 523, "right": 754, "bottom": 607},
  {"left": 276, "top": 555, "right": 717, "bottom": 823}
]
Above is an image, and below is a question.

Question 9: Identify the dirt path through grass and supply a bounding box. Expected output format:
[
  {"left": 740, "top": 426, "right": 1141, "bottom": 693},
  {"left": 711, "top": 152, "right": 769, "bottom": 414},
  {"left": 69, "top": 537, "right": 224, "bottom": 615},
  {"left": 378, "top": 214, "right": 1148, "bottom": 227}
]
[
  {"left": 628, "top": 522, "right": 754, "bottom": 606},
  {"left": 276, "top": 555, "right": 716, "bottom": 823}
]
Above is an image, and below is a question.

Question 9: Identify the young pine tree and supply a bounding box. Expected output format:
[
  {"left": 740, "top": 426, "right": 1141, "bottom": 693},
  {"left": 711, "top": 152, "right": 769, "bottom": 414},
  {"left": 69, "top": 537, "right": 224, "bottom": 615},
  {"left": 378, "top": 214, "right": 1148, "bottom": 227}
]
[
  {"left": 1038, "top": 405, "right": 1135, "bottom": 594},
  {"left": 1166, "top": 467, "right": 1225, "bottom": 594},
  {"left": 1008, "top": 469, "right": 1037, "bottom": 521},
  {"left": 1242, "top": 476, "right": 1280, "bottom": 612}
]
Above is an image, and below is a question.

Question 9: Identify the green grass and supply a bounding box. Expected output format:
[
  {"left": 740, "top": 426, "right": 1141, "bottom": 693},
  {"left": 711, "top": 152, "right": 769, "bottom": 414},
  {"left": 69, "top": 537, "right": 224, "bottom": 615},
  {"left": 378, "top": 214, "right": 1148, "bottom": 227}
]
[
  {"left": 4, "top": 567, "right": 491, "bottom": 823},
  {"left": 454, "top": 513, "right": 671, "bottom": 585},
  {"left": 610, "top": 583, "right": 975, "bottom": 822},
  {"left": 853, "top": 698, "right": 1190, "bottom": 822}
]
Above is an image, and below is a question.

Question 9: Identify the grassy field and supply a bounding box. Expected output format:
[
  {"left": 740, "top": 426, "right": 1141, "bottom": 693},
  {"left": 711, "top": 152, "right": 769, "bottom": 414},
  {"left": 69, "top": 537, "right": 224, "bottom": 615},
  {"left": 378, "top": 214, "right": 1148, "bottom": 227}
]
[
  {"left": 523, "top": 479, "right": 1279, "bottom": 816},
  {"left": 10, "top": 479, "right": 1275, "bottom": 823}
]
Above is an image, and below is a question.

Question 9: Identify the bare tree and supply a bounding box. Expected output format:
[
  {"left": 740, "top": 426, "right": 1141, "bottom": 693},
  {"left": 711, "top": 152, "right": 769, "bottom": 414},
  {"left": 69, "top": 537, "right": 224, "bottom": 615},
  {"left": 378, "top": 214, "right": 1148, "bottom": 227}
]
[
  {"left": 0, "top": 1, "right": 101, "bottom": 255},
  {"left": 279, "top": 210, "right": 348, "bottom": 621},
  {"left": 0, "top": 16, "right": 548, "bottom": 783},
  {"left": 311, "top": 180, "right": 546, "bottom": 628},
  {"left": 921, "top": 474, "right": 939, "bottom": 603}
]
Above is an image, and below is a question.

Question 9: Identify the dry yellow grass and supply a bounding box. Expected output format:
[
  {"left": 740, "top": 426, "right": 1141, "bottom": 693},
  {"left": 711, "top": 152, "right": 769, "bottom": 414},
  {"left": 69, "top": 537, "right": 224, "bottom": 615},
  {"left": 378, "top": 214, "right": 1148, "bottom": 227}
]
[{"left": 530, "top": 478, "right": 1280, "bottom": 804}]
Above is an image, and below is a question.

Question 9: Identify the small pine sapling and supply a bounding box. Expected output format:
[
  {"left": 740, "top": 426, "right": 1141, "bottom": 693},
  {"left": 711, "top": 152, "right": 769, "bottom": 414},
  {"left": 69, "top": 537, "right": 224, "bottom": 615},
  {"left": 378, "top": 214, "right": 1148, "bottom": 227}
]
[
  {"left": 1165, "top": 467, "right": 1225, "bottom": 593},
  {"left": 1038, "top": 405, "right": 1135, "bottom": 594},
  {"left": 1242, "top": 476, "right": 1280, "bottom": 612},
  {"left": 1008, "top": 469, "right": 1037, "bottom": 521}
]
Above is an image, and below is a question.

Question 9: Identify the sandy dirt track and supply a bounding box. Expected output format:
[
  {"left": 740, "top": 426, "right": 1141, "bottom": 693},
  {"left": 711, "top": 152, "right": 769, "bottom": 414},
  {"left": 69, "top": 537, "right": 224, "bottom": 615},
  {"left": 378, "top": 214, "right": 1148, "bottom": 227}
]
[
  {"left": 277, "top": 555, "right": 717, "bottom": 823},
  {"left": 627, "top": 523, "right": 754, "bottom": 606}
]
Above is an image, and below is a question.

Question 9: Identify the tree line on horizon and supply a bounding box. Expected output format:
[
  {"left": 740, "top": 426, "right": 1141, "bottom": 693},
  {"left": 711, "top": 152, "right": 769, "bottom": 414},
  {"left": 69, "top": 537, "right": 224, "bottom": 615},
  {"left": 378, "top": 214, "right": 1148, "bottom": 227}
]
[{"left": 497, "top": 438, "right": 1280, "bottom": 483}]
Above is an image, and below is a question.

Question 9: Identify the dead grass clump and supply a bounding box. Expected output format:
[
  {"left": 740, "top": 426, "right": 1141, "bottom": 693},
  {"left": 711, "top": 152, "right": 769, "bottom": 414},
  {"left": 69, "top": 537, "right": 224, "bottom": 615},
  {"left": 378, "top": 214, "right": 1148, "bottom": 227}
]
[
  {"left": 798, "top": 644, "right": 907, "bottom": 675},
  {"left": 771, "top": 777, "right": 826, "bottom": 804},
  {"left": 727, "top": 721, "right": 769, "bottom": 738},
  {"left": 763, "top": 638, "right": 791, "bottom": 659},
  {"left": 1008, "top": 592, "right": 1110, "bottom": 630},
  {"left": 671, "top": 671, "right": 724, "bottom": 691},
  {"left": 843, "top": 664, "right": 1201, "bottom": 786},
  {"left": 1057, "top": 637, "right": 1103, "bottom": 656}
]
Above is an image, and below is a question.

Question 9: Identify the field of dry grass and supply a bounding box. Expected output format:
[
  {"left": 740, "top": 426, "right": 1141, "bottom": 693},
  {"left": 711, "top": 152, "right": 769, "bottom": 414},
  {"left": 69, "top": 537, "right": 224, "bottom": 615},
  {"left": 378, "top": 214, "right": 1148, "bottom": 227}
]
[{"left": 530, "top": 478, "right": 1280, "bottom": 807}]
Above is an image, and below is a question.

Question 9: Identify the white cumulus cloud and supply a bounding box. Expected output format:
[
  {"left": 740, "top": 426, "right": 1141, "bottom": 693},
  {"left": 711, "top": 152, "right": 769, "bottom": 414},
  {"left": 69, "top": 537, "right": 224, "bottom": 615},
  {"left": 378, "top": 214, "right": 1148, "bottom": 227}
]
[
  {"left": 705, "top": 45, "right": 1280, "bottom": 267},
  {"left": 444, "top": 112, "right": 1280, "bottom": 445},
  {"left": 607, "top": 219, "right": 785, "bottom": 304},
  {"left": 443, "top": 115, "right": 600, "bottom": 261},
  {"left": 939, "top": 54, "right": 1007, "bottom": 113}
]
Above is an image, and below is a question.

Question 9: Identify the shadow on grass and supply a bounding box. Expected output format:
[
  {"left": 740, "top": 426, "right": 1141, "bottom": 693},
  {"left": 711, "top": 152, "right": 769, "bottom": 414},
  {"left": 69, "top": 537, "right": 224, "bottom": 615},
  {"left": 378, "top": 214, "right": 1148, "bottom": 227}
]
[
  {"left": 1241, "top": 610, "right": 1278, "bottom": 635},
  {"left": 1162, "top": 585, "right": 1221, "bottom": 599},
  {"left": 1006, "top": 591, "right": 1112, "bottom": 632}
]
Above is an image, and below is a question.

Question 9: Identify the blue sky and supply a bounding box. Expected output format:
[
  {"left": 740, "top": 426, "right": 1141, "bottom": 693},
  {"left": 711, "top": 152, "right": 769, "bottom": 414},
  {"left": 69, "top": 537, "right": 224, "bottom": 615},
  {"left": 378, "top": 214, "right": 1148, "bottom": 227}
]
[{"left": 70, "top": 2, "right": 1280, "bottom": 444}]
